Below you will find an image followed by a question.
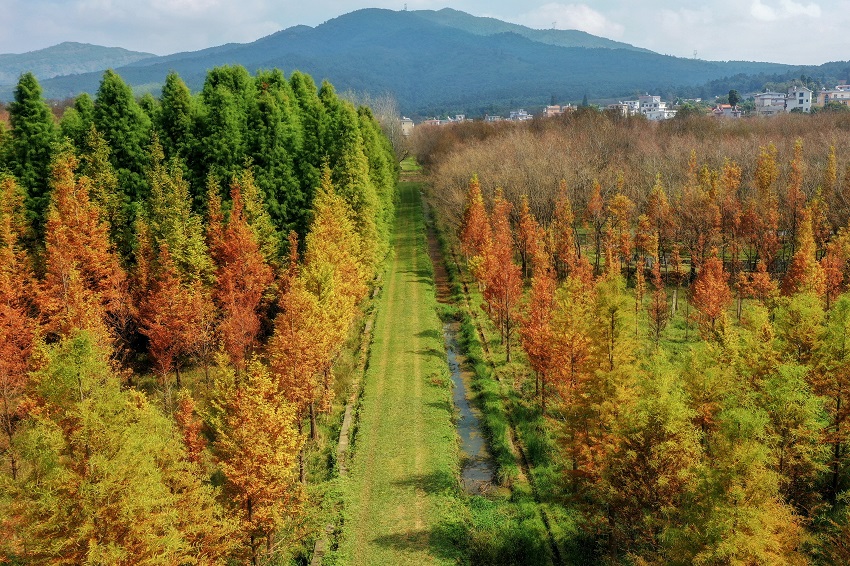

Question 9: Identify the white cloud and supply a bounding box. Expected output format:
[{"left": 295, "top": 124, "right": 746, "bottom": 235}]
[
  {"left": 751, "top": 0, "right": 821, "bottom": 21},
  {"left": 516, "top": 3, "right": 624, "bottom": 37}
]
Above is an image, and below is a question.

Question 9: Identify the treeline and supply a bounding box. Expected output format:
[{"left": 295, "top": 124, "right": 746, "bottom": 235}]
[
  {"left": 0, "top": 66, "right": 396, "bottom": 564},
  {"left": 448, "top": 113, "right": 850, "bottom": 563}
]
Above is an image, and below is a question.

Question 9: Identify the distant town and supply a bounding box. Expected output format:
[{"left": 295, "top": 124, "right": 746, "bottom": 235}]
[{"left": 402, "top": 82, "right": 850, "bottom": 133}]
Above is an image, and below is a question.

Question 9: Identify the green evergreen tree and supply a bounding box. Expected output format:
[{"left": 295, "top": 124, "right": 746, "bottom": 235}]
[
  {"left": 8, "top": 72, "right": 57, "bottom": 233},
  {"left": 195, "top": 66, "right": 254, "bottom": 196},
  {"left": 78, "top": 125, "right": 130, "bottom": 257},
  {"left": 144, "top": 135, "right": 212, "bottom": 283},
  {"left": 289, "top": 71, "right": 325, "bottom": 215},
  {"left": 93, "top": 69, "right": 152, "bottom": 203},
  {"left": 156, "top": 71, "right": 196, "bottom": 164},
  {"left": 319, "top": 83, "right": 379, "bottom": 275},
  {"left": 138, "top": 92, "right": 159, "bottom": 121},
  {"left": 357, "top": 105, "right": 396, "bottom": 261},
  {"left": 59, "top": 93, "right": 94, "bottom": 150},
  {"left": 247, "top": 69, "right": 303, "bottom": 235}
]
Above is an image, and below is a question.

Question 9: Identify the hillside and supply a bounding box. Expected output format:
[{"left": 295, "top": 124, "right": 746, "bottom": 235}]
[
  {"left": 412, "top": 7, "right": 652, "bottom": 52},
  {"left": 3, "top": 8, "right": 845, "bottom": 115},
  {"left": 0, "top": 42, "right": 154, "bottom": 86}
]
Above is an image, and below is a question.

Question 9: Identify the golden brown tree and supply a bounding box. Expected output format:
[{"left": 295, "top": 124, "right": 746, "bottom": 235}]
[
  {"left": 481, "top": 188, "right": 523, "bottom": 361},
  {"left": 782, "top": 207, "right": 826, "bottom": 298},
  {"left": 214, "top": 360, "right": 304, "bottom": 565},
  {"left": 0, "top": 177, "right": 36, "bottom": 480},
  {"left": 691, "top": 249, "right": 732, "bottom": 339},
  {"left": 516, "top": 193, "right": 540, "bottom": 278},
  {"left": 38, "top": 149, "right": 126, "bottom": 341},
  {"left": 210, "top": 184, "right": 274, "bottom": 372},
  {"left": 585, "top": 179, "right": 606, "bottom": 275},
  {"left": 459, "top": 174, "right": 490, "bottom": 261},
  {"left": 521, "top": 244, "right": 556, "bottom": 413}
]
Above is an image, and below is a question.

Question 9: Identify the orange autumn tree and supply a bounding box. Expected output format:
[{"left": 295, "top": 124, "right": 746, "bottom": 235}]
[
  {"left": 39, "top": 149, "right": 125, "bottom": 341},
  {"left": 647, "top": 173, "right": 674, "bottom": 260},
  {"left": 647, "top": 252, "right": 669, "bottom": 347},
  {"left": 516, "top": 193, "right": 540, "bottom": 278},
  {"left": 459, "top": 174, "right": 490, "bottom": 261},
  {"left": 782, "top": 207, "right": 826, "bottom": 298},
  {"left": 691, "top": 249, "right": 732, "bottom": 339},
  {"left": 0, "top": 176, "right": 36, "bottom": 480},
  {"left": 298, "top": 166, "right": 366, "bottom": 414},
  {"left": 174, "top": 391, "right": 206, "bottom": 466},
  {"left": 785, "top": 139, "right": 806, "bottom": 256},
  {"left": 608, "top": 192, "right": 634, "bottom": 276},
  {"left": 138, "top": 240, "right": 207, "bottom": 385},
  {"left": 552, "top": 179, "right": 581, "bottom": 279},
  {"left": 210, "top": 183, "right": 274, "bottom": 372},
  {"left": 214, "top": 360, "right": 304, "bottom": 565},
  {"left": 585, "top": 179, "right": 606, "bottom": 275},
  {"left": 521, "top": 243, "right": 557, "bottom": 412},
  {"left": 482, "top": 188, "right": 523, "bottom": 362},
  {"left": 269, "top": 276, "right": 324, "bottom": 478}
]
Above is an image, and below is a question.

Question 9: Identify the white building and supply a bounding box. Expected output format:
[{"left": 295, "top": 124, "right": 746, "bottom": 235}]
[
  {"left": 713, "top": 104, "right": 742, "bottom": 118},
  {"left": 644, "top": 108, "right": 677, "bottom": 121},
  {"left": 754, "top": 91, "right": 787, "bottom": 116},
  {"left": 786, "top": 85, "right": 812, "bottom": 113},
  {"left": 637, "top": 94, "right": 676, "bottom": 120},
  {"left": 607, "top": 100, "right": 640, "bottom": 116},
  {"left": 400, "top": 116, "right": 414, "bottom": 136},
  {"left": 638, "top": 94, "right": 662, "bottom": 113},
  {"left": 508, "top": 109, "right": 532, "bottom": 121}
]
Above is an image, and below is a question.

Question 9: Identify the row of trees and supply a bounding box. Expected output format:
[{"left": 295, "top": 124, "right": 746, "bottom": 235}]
[
  {"left": 0, "top": 67, "right": 396, "bottom": 564},
  {"left": 456, "top": 131, "right": 850, "bottom": 562}
]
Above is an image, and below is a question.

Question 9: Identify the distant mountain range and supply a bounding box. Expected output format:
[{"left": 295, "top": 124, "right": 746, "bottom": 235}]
[
  {"left": 0, "top": 42, "right": 153, "bottom": 86},
  {"left": 1, "top": 9, "right": 848, "bottom": 116}
]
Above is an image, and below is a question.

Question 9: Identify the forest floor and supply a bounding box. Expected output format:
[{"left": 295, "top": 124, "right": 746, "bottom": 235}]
[{"left": 336, "top": 168, "right": 465, "bottom": 565}]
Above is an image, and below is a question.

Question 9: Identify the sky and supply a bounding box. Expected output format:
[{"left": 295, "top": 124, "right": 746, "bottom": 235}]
[{"left": 0, "top": 0, "right": 847, "bottom": 65}]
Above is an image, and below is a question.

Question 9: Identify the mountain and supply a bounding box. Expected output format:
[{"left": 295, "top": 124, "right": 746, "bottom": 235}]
[
  {"left": 412, "top": 8, "right": 651, "bottom": 53},
  {"left": 1, "top": 9, "right": 844, "bottom": 116},
  {"left": 0, "top": 42, "right": 154, "bottom": 86}
]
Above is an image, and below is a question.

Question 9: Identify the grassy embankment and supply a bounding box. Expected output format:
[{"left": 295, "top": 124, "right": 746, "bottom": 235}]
[{"left": 333, "top": 162, "right": 466, "bottom": 565}]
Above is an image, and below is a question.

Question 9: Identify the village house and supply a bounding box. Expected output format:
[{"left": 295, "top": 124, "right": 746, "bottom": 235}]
[
  {"left": 753, "top": 91, "right": 787, "bottom": 116},
  {"left": 508, "top": 109, "right": 532, "bottom": 121},
  {"left": 638, "top": 94, "right": 676, "bottom": 120},
  {"left": 713, "top": 104, "right": 742, "bottom": 118},
  {"left": 400, "top": 116, "right": 414, "bottom": 136},
  {"left": 607, "top": 100, "right": 640, "bottom": 117},
  {"left": 786, "top": 85, "right": 812, "bottom": 113},
  {"left": 816, "top": 86, "right": 850, "bottom": 107},
  {"left": 541, "top": 104, "right": 575, "bottom": 117}
]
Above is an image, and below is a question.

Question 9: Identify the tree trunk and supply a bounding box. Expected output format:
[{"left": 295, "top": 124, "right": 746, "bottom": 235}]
[
  {"left": 175, "top": 364, "right": 181, "bottom": 388},
  {"left": 298, "top": 420, "right": 306, "bottom": 484},
  {"left": 833, "top": 395, "right": 842, "bottom": 504},
  {"left": 310, "top": 401, "right": 318, "bottom": 441},
  {"left": 609, "top": 312, "right": 615, "bottom": 371}
]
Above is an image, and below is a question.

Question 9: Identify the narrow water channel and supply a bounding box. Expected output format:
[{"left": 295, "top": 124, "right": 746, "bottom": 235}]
[
  {"left": 443, "top": 320, "right": 496, "bottom": 493},
  {"left": 421, "top": 192, "right": 495, "bottom": 494}
]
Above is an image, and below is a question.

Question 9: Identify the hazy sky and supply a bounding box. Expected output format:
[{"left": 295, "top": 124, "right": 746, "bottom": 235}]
[{"left": 1, "top": 0, "right": 846, "bottom": 65}]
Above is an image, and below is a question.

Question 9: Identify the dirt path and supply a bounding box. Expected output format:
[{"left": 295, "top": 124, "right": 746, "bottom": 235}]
[{"left": 338, "top": 179, "right": 462, "bottom": 565}]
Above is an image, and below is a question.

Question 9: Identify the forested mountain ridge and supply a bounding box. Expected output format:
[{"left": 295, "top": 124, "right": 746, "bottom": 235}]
[
  {"left": 0, "top": 42, "right": 154, "bottom": 85},
  {"left": 0, "top": 8, "right": 834, "bottom": 116},
  {"left": 411, "top": 7, "right": 652, "bottom": 52}
]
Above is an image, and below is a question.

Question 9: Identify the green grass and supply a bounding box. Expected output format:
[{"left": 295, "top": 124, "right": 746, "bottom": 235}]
[
  {"left": 334, "top": 179, "right": 465, "bottom": 565},
  {"left": 400, "top": 157, "right": 423, "bottom": 172}
]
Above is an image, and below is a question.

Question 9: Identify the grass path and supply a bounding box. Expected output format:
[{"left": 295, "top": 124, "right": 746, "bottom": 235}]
[{"left": 337, "top": 177, "right": 463, "bottom": 565}]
